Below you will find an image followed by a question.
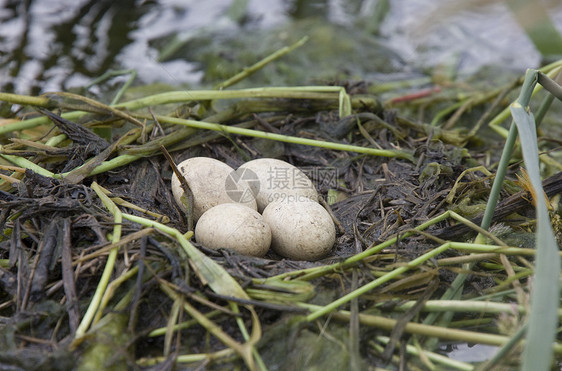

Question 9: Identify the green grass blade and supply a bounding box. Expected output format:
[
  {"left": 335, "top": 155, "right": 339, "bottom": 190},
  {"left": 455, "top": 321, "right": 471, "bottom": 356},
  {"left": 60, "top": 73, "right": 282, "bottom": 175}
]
[
  {"left": 121, "top": 213, "right": 250, "bottom": 300},
  {"left": 0, "top": 145, "right": 57, "bottom": 178},
  {"left": 510, "top": 101, "right": 560, "bottom": 371},
  {"left": 75, "top": 182, "right": 123, "bottom": 340},
  {"left": 140, "top": 113, "right": 413, "bottom": 161}
]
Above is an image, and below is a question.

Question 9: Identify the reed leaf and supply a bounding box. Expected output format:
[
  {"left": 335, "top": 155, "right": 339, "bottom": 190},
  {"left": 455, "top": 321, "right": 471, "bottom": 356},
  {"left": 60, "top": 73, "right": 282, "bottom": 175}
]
[{"left": 510, "top": 74, "right": 560, "bottom": 369}]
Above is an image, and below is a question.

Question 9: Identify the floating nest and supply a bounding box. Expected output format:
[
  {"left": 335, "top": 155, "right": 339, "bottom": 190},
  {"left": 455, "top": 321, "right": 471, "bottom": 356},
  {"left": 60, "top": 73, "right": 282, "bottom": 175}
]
[{"left": 0, "top": 77, "right": 561, "bottom": 370}]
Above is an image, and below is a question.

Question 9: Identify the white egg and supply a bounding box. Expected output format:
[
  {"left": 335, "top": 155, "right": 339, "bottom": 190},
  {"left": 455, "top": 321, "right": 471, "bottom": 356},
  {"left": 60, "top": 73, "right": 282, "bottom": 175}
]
[
  {"left": 195, "top": 203, "right": 271, "bottom": 257},
  {"left": 262, "top": 198, "right": 335, "bottom": 261},
  {"left": 237, "top": 158, "right": 318, "bottom": 212},
  {"left": 171, "top": 157, "right": 257, "bottom": 221}
]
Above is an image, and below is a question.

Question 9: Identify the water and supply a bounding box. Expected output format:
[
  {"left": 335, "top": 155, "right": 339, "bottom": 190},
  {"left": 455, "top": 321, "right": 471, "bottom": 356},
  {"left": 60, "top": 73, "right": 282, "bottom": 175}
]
[
  {"left": 1, "top": 0, "right": 561, "bottom": 95},
  {"left": 446, "top": 343, "right": 499, "bottom": 363}
]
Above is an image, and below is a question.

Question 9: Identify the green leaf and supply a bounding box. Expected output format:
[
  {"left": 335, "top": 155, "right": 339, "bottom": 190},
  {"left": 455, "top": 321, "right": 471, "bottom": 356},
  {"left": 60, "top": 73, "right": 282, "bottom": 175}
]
[
  {"left": 121, "top": 213, "right": 250, "bottom": 300},
  {"left": 510, "top": 102, "right": 560, "bottom": 371}
]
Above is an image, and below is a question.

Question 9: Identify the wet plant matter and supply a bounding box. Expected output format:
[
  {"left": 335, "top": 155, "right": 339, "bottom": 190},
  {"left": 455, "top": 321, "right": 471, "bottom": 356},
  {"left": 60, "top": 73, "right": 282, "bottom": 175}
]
[{"left": 0, "top": 55, "right": 562, "bottom": 370}]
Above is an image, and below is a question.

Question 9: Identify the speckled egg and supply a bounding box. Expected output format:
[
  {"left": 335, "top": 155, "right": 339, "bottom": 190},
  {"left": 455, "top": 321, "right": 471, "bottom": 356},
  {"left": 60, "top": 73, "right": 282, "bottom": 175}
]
[
  {"left": 237, "top": 158, "right": 318, "bottom": 212},
  {"left": 262, "top": 198, "right": 335, "bottom": 261},
  {"left": 171, "top": 157, "right": 257, "bottom": 221},
  {"left": 195, "top": 203, "right": 271, "bottom": 257}
]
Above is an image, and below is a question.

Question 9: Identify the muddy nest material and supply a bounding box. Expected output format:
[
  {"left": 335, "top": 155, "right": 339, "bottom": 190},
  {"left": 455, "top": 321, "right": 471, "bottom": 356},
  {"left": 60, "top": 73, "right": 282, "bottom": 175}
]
[{"left": 0, "top": 86, "right": 559, "bottom": 370}]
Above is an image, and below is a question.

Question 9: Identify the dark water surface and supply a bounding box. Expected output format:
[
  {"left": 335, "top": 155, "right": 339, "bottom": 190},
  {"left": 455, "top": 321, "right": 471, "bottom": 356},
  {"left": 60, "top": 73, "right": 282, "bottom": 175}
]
[{"left": 1, "top": 0, "right": 561, "bottom": 96}]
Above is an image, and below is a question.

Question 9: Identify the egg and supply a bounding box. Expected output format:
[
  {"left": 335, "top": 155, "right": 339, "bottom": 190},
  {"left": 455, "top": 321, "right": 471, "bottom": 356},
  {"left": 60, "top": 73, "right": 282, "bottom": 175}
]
[
  {"left": 237, "top": 158, "right": 318, "bottom": 212},
  {"left": 171, "top": 157, "right": 257, "bottom": 221},
  {"left": 262, "top": 198, "right": 335, "bottom": 261},
  {"left": 195, "top": 203, "right": 271, "bottom": 257}
]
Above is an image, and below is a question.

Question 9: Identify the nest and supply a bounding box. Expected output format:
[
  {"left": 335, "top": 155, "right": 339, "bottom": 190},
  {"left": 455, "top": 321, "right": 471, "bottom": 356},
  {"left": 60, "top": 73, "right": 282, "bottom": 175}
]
[{"left": 0, "top": 80, "right": 560, "bottom": 370}]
